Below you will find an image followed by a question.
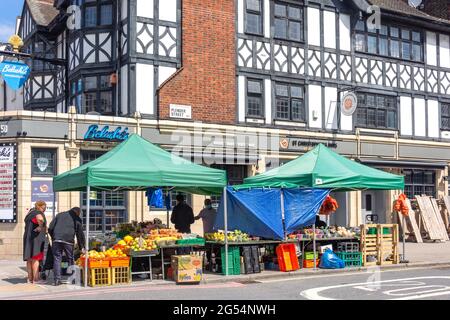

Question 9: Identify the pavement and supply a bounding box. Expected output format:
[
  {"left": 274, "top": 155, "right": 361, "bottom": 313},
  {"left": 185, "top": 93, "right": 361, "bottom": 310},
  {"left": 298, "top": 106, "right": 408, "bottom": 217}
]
[{"left": 1, "top": 242, "right": 450, "bottom": 300}]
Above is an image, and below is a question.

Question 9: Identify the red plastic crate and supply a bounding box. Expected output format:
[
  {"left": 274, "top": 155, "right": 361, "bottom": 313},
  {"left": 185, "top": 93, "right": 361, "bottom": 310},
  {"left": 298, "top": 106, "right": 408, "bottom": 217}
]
[
  {"left": 276, "top": 244, "right": 300, "bottom": 272},
  {"left": 303, "top": 259, "right": 320, "bottom": 268}
]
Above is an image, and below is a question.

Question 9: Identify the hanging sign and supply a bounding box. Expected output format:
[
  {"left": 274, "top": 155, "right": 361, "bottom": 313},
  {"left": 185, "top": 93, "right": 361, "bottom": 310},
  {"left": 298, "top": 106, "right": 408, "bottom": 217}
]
[
  {"left": 341, "top": 92, "right": 358, "bottom": 116},
  {"left": 84, "top": 125, "right": 129, "bottom": 141},
  {"left": 0, "top": 144, "right": 17, "bottom": 223},
  {"left": 0, "top": 61, "right": 30, "bottom": 90},
  {"left": 36, "top": 158, "right": 49, "bottom": 172}
]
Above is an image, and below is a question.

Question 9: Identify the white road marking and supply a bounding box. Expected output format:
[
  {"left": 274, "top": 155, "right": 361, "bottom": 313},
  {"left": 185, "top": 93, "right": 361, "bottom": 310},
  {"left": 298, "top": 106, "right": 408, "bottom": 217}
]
[
  {"left": 383, "top": 285, "right": 450, "bottom": 296},
  {"left": 259, "top": 265, "right": 450, "bottom": 284},
  {"left": 392, "top": 290, "right": 450, "bottom": 300},
  {"left": 300, "top": 276, "right": 450, "bottom": 300}
]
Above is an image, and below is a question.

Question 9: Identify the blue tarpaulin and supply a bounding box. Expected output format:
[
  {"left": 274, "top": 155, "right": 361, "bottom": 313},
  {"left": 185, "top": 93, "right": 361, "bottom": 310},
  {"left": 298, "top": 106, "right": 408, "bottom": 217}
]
[
  {"left": 215, "top": 187, "right": 284, "bottom": 240},
  {"left": 283, "top": 188, "right": 331, "bottom": 234},
  {"left": 215, "top": 187, "right": 331, "bottom": 240},
  {"left": 146, "top": 188, "right": 164, "bottom": 208}
]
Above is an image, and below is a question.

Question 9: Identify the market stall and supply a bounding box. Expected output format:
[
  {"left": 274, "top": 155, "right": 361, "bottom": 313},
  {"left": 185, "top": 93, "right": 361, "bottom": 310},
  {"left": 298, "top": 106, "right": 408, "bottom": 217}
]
[
  {"left": 215, "top": 144, "right": 405, "bottom": 271},
  {"left": 53, "top": 134, "right": 227, "bottom": 286}
]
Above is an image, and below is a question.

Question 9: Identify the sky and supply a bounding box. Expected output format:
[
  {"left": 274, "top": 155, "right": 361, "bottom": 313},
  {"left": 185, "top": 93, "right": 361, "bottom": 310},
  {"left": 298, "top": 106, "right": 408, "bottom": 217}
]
[{"left": 0, "top": 0, "right": 24, "bottom": 42}]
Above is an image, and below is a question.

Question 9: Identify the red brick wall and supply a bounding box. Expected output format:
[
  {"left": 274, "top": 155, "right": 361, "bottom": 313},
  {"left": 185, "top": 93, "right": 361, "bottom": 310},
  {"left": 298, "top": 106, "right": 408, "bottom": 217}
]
[
  {"left": 158, "top": 0, "right": 236, "bottom": 124},
  {"left": 421, "top": 0, "right": 450, "bottom": 20}
]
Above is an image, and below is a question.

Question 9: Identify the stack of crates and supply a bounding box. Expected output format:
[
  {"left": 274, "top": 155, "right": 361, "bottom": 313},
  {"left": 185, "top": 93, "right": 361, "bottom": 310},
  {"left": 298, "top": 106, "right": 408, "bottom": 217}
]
[
  {"left": 79, "top": 258, "right": 111, "bottom": 287},
  {"left": 302, "top": 251, "right": 319, "bottom": 269},
  {"left": 220, "top": 247, "right": 241, "bottom": 275},
  {"left": 110, "top": 257, "right": 131, "bottom": 285},
  {"left": 242, "top": 246, "right": 261, "bottom": 274},
  {"left": 336, "top": 242, "right": 362, "bottom": 268}
]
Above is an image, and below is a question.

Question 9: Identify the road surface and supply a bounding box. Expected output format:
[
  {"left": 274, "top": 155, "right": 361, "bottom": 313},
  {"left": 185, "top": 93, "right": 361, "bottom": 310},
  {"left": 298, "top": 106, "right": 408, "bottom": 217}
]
[{"left": 6, "top": 265, "right": 450, "bottom": 300}]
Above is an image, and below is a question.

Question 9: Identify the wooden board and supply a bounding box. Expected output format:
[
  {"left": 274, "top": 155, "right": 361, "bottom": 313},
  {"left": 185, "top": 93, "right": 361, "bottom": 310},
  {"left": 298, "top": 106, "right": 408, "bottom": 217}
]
[
  {"left": 430, "top": 198, "right": 449, "bottom": 241},
  {"left": 415, "top": 196, "right": 444, "bottom": 241},
  {"left": 404, "top": 199, "right": 423, "bottom": 243},
  {"left": 442, "top": 196, "right": 450, "bottom": 230}
]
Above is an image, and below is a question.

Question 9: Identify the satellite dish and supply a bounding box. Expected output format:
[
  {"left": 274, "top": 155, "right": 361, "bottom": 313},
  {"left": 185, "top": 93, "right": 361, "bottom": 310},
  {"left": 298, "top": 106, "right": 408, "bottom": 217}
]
[{"left": 408, "top": 0, "right": 422, "bottom": 8}]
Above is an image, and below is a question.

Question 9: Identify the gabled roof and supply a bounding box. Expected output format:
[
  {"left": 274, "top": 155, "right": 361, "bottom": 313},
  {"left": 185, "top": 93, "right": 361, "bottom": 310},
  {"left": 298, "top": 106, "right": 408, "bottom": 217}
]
[
  {"left": 26, "top": 0, "right": 58, "bottom": 27},
  {"left": 354, "top": 0, "right": 450, "bottom": 25}
]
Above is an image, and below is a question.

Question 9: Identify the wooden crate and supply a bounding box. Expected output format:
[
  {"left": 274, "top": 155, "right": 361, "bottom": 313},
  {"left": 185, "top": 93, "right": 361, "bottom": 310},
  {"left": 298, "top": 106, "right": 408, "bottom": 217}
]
[{"left": 361, "top": 224, "right": 399, "bottom": 266}]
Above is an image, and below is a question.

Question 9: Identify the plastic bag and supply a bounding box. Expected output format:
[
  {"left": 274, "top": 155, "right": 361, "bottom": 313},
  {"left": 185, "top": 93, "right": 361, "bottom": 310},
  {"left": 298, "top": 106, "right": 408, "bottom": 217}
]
[{"left": 319, "top": 249, "right": 345, "bottom": 269}]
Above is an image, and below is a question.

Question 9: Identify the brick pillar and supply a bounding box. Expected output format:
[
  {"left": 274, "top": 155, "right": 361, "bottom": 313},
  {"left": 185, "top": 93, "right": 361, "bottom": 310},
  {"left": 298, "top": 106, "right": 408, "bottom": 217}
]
[{"left": 158, "top": 0, "right": 237, "bottom": 124}]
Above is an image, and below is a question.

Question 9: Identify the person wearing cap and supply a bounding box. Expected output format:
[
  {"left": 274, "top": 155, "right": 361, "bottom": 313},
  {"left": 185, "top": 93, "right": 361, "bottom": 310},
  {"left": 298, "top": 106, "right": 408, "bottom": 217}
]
[{"left": 48, "top": 207, "right": 85, "bottom": 286}]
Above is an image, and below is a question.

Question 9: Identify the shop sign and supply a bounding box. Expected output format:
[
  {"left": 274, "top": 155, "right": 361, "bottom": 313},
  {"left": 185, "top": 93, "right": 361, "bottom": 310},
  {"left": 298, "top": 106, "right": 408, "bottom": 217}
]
[
  {"left": 0, "top": 144, "right": 17, "bottom": 223},
  {"left": 341, "top": 92, "right": 358, "bottom": 116},
  {"left": 280, "top": 138, "right": 338, "bottom": 151},
  {"left": 84, "top": 125, "right": 129, "bottom": 141},
  {"left": 36, "top": 158, "right": 49, "bottom": 172},
  {"left": 0, "top": 125, "right": 8, "bottom": 136},
  {"left": 31, "top": 180, "right": 56, "bottom": 213},
  {"left": 170, "top": 104, "right": 192, "bottom": 119},
  {"left": 0, "top": 60, "right": 31, "bottom": 90}
]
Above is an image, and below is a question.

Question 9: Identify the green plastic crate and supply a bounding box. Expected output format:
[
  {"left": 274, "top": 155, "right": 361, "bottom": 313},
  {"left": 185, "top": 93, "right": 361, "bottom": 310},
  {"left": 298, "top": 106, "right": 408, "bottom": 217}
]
[
  {"left": 221, "top": 247, "right": 241, "bottom": 275},
  {"left": 304, "top": 251, "right": 318, "bottom": 260},
  {"left": 220, "top": 253, "right": 240, "bottom": 275},
  {"left": 368, "top": 227, "right": 391, "bottom": 235},
  {"left": 335, "top": 251, "right": 362, "bottom": 268},
  {"left": 176, "top": 238, "right": 206, "bottom": 246}
]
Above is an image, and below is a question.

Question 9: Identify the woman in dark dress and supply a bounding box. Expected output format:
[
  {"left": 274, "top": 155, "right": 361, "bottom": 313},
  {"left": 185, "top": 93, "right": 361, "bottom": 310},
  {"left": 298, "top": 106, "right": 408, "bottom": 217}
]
[{"left": 23, "top": 200, "right": 47, "bottom": 284}]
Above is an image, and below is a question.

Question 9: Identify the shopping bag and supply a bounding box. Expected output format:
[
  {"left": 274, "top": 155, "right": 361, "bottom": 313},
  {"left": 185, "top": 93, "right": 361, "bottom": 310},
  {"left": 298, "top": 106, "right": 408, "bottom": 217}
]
[{"left": 319, "top": 249, "right": 345, "bottom": 269}]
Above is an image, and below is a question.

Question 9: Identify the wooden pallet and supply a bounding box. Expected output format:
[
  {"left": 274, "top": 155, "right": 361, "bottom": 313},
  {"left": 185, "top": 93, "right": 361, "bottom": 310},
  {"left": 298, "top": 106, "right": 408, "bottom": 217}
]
[
  {"left": 430, "top": 198, "right": 450, "bottom": 241},
  {"left": 394, "top": 198, "right": 423, "bottom": 243},
  {"left": 441, "top": 196, "right": 450, "bottom": 230},
  {"left": 415, "top": 196, "right": 446, "bottom": 241},
  {"left": 361, "top": 224, "right": 399, "bottom": 266}
]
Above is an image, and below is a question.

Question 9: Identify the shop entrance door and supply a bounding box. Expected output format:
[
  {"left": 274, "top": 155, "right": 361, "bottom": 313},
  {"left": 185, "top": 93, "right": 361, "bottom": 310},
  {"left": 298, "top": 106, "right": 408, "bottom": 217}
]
[{"left": 361, "top": 191, "right": 377, "bottom": 224}]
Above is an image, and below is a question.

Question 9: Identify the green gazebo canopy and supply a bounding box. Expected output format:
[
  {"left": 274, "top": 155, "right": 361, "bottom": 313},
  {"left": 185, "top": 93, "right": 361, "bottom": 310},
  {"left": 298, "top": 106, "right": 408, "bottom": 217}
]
[
  {"left": 53, "top": 134, "right": 227, "bottom": 195},
  {"left": 237, "top": 144, "right": 404, "bottom": 191}
]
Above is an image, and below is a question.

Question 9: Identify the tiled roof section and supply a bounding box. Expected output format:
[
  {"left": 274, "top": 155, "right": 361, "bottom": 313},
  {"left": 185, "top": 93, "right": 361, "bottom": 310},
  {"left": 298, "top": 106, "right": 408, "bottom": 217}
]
[
  {"left": 26, "top": 0, "right": 58, "bottom": 27},
  {"left": 368, "top": 0, "right": 450, "bottom": 24}
]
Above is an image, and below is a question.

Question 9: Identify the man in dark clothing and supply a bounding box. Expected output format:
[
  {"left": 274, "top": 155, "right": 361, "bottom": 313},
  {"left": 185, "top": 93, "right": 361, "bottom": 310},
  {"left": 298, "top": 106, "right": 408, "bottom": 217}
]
[
  {"left": 170, "top": 195, "right": 195, "bottom": 233},
  {"left": 48, "top": 207, "right": 85, "bottom": 286},
  {"left": 315, "top": 215, "right": 327, "bottom": 229}
]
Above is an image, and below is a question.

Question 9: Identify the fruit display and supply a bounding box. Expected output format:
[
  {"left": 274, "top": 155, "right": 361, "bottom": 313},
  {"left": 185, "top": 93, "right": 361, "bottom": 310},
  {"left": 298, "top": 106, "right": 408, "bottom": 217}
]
[
  {"left": 115, "top": 219, "right": 167, "bottom": 237},
  {"left": 289, "top": 226, "right": 361, "bottom": 240},
  {"left": 205, "top": 230, "right": 251, "bottom": 242},
  {"left": 122, "top": 236, "right": 158, "bottom": 252}
]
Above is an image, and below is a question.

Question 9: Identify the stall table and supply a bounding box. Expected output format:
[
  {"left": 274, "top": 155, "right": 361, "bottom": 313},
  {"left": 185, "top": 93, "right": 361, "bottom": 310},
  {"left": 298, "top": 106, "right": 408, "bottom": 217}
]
[
  {"left": 205, "top": 237, "right": 359, "bottom": 272},
  {"left": 128, "top": 250, "right": 158, "bottom": 281}
]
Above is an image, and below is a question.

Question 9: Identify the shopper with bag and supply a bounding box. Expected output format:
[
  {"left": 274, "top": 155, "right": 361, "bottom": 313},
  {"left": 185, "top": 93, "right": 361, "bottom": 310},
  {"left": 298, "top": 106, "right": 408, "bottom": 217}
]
[{"left": 48, "top": 207, "right": 85, "bottom": 286}]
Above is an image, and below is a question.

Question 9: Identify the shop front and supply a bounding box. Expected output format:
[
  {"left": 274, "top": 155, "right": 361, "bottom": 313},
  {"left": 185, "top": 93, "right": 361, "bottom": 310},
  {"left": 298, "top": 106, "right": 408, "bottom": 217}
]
[{"left": 1, "top": 110, "right": 450, "bottom": 261}]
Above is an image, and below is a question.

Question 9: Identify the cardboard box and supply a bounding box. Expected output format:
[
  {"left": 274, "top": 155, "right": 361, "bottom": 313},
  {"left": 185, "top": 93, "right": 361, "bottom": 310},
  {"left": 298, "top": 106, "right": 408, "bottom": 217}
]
[
  {"left": 319, "top": 244, "right": 333, "bottom": 254},
  {"left": 173, "top": 269, "right": 202, "bottom": 283},
  {"left": 171, "top": 255, "right": 203, "bottom": 283}
]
